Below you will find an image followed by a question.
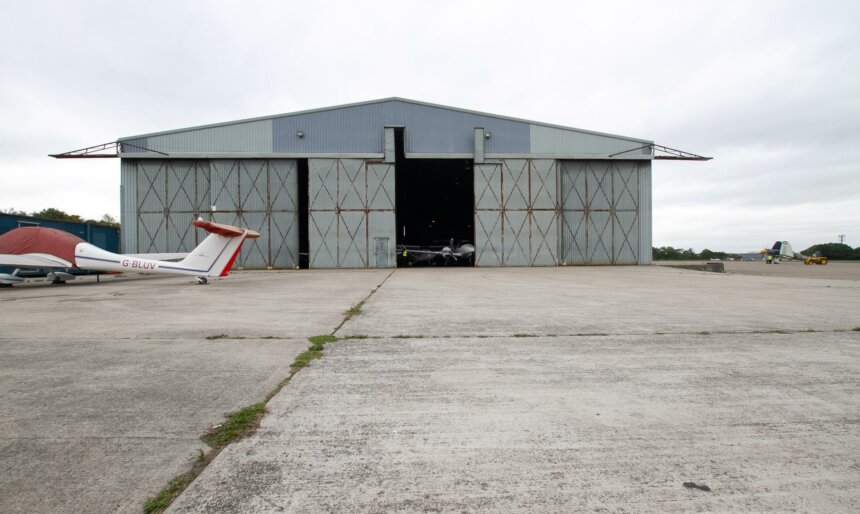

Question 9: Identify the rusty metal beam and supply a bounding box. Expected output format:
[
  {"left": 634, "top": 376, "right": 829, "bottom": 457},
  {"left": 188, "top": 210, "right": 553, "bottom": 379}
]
[
  {"left": 50, "top": 141, "right": 168, "bottom": 159},
  {"left": 608, "top": 144, "right": 712, "bottom": 161}
]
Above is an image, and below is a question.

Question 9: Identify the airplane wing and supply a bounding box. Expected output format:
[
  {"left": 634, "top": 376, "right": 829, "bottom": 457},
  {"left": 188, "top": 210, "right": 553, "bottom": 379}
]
[
  {"left": 0, "top": 253, "right": 73, "bottom": 268},
  {"left": 403, "top": 249, "right": 442, "bottom": 255},
  {"left": 125, "top": 252, "right": 188, "bottom": 262}
]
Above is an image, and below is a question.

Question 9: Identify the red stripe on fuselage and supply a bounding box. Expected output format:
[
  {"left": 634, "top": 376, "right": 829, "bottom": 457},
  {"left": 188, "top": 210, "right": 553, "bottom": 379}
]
[{"left": 219, "top": 236, "right": 246, "bottom": 277}]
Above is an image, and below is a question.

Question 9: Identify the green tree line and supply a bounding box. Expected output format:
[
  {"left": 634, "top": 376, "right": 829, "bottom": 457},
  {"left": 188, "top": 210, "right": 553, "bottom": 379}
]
[
  {"left": 801, "top": 243, "right": 860, "bottom": 260},
  {"left": 654, "top": 244, "right": 860, "bottom": 261},
  {"left": 652, "top": 246, "right": 732, "bottom": 261},
  {"left": 1, "top": 207, "right": 119, "bottom": 227}
]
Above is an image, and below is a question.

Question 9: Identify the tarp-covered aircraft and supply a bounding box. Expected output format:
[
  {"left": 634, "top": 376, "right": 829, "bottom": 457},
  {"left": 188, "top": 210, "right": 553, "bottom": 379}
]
[{"left": 0, "top": 219, "right": 259, "bottom": 286}]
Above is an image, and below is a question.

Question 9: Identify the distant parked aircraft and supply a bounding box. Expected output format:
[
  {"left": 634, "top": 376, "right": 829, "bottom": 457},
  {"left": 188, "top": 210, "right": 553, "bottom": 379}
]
[
  {"left": 399, "top": 238, "right": 475, "bottom": 266},
  {"left": 761, "top": 241, "right": 828, "bottom": 265},
  {"left": 0, "top": 219, "right": 259, "bottom": 286}
]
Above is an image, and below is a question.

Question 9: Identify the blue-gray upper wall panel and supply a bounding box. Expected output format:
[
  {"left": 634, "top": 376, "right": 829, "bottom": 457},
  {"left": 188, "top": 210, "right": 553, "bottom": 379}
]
[
  {"left": 119, "top": 98, "right": 651, "bottom": 157},
  {"left": 272, "top": 101, "right": 529, "bottom": 154}
]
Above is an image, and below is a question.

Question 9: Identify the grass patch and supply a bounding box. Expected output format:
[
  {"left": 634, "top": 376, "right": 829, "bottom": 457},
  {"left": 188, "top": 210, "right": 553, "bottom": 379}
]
[
  {"left": 344, "top": 304, "right": 362, "bottom": 318},
  {"left": 202, "top": 403, "right": 266, "bottom": 449},
  {"left": 290, "top": 334, "right": 342, "bottom": 370},
  {"left": 698, "top": 331, "right": 711, "bottom": 336},
  {"left": 260, "top": 335, "right": 284, "bottom": 339},
  {"left": 344, "top": 334, "right": 369, "bottom": 339},
  {"left": 145, "top": 404, "right": 267, "bottom": 513},
  {"left": 308, "top": 334, "right": 338, "bottom": 346},
  {"left": 205, "top": 334, "right": 246, "bottom": 340},
  {"left": 144, "top": 474, "right": 195, "bottom": 514},
  {"left": 292, "top": 348, "right": 324, "bottom": 368}
]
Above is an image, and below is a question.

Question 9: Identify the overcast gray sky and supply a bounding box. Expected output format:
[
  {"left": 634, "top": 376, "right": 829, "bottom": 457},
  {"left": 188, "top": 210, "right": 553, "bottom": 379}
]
[{"left": 1, "top": 0, "right": 857, "bottom": 252}]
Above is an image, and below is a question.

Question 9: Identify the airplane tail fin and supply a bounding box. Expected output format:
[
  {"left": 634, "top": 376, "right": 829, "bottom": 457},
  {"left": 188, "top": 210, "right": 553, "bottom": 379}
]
[{"left": 178, "top": 219, "right": 260, "bottom": 277}]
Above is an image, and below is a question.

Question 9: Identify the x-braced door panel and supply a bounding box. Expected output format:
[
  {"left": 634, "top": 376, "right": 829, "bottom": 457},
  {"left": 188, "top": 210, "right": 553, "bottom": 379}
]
[
  {"left": 474, "top": 160, "right": 558, "bottom": 266},
  {"left": 560, "top": 160, "right": 641, "bottom": 265},
  {"left": 308, "top": 159, "right": 395, "bottom": 268}
]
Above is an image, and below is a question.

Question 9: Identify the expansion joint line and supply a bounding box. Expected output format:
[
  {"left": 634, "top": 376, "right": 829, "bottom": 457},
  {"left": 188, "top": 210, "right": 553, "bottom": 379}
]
[{"left": 332, "top": 268, "right": 396, "bottom": 335}]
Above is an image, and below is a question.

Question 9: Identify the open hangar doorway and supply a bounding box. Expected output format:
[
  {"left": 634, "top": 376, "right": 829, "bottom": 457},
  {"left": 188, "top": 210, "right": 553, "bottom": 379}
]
[{"left": 394, "top": 131, "right": 475, "bottom": 267}]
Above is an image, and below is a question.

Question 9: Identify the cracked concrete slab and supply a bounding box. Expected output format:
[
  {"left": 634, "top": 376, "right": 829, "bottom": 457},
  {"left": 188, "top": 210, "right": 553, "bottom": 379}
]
[
  {"left": 339, "top": 267, "right": 860, "bottom": 337},
  {"left": 0, "top": 269, "right": 388, "bottom": 513},
  {"left": 2, "top": 266, "right": 859, "bottom": 512},
  {"left": 168, "top": 266, "right": 860, "bottom": 513},
  {"left": 168, "top": 333, "right": 860, "bottom": 513},
  {"left": 1, "top": 269, "right": 390, "bottom": 339}
]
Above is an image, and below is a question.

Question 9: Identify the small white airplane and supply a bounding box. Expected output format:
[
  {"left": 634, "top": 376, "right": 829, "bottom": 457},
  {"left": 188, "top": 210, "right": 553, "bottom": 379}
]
[{"left": 0, "top": 218, "right": 259, "bottom": 286}]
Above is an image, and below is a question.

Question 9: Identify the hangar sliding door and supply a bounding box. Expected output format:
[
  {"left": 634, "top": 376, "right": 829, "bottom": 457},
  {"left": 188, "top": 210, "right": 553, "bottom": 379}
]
[
  {"left": 308, "top": 159, "right": 396, "bottom": 268},
  {"left": 135, "top": 160, "right": 210, "bottom": 254},
  {"left": 560, "top": 160, "right": 642, "bottom": 265},
  {"left": 209, "top": 159, "right": 299, "bottom": 270},
  {"left": 473, "top": 159, "right": 559, "bottom": 267},
  {"left": 130, "top": 158, "right": 299, "bottom": 270}
]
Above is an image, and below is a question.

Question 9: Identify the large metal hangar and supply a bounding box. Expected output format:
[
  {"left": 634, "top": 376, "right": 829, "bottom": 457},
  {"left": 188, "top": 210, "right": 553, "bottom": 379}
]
[{"left": 116, "top": 98, "right": 656, "bottom": 270}]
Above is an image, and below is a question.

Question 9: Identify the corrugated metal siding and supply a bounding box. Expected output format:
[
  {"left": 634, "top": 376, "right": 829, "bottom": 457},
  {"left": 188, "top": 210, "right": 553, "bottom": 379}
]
[
  {"left": 139, "top": 213, "right": 166, "bottom": 253},
  {"left": 137, "top": 161, "right": 166, "bottom": 213},
  {"left": 474, "top": 163, "right": 503, "bottom": 266},
  {"left": 501, "top": 160, "right": 530, "bottom": 266},
  {"left": 121, "top": 99, "right": 650, "bottom": 159},
  {"left": 638, "top": 162, "right": 652, "bottom": 264},
  {"left": 121, "top": 138, "right": 148, "bottom": 153},
  {"left": 612, "top": 161, "right": 640, "bottom": 265},
  {"left": 367, "top": 212, "right": 396, "bottom": 268},
  {"left": 474, "top": 159, "right": 559, "bottom": 267},
  {"left": 309, "top": 210, "right": 337, "bottom": 268},
  {"left": 530, "top": 159, "right": 559, "bottom": 265},
  {"left": 367, "top": 162, "right": 396, "bottom": 269},
  {"left": 529, "top": 125, "right": 652, "bottom": 156},
  {"left": 560, "top": 160, "right": 644, "bottom": 265},
  {"left": 142, "top": 121, "right": 272, "bottom": 154},
  {"left": 121, "top": 160, "right": 137, "bottom": 252},
  {"left": 237, "top": 211, "right": 269, "bottom": 268},
  {"left": 211, "top": 160, "right": 240, "bottom": 210},
  {"left": 238, "top": 160, "right": 269, "bottom": 212},
  {"left": 125, "top": 159, "right": 298, "bottom": 270},
  {"left": 272, "top": 100, "right": 529, "bottom": 155},
  {"left": 166, "top": 211, "right": 196, "bottom": 252},
  {"left": 338, "top": 211, "right": 367, "bottom": 268},
  {"left": 308, "top": 159, "right": 395, "bottom": 269}
]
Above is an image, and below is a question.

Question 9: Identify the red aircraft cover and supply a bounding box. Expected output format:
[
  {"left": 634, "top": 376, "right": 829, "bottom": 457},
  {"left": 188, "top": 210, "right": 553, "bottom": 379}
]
[
  {"left": 0, "top": 227, "right": 85, "bottom": 264},
  {"left": 192, "top": 219, "right": 260, "bottom": 238}
]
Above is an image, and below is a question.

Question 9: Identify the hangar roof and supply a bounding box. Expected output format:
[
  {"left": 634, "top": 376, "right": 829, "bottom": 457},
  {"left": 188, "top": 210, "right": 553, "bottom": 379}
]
[{"left": 118, "top": 97, "right": 653, "bottom": 159}]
